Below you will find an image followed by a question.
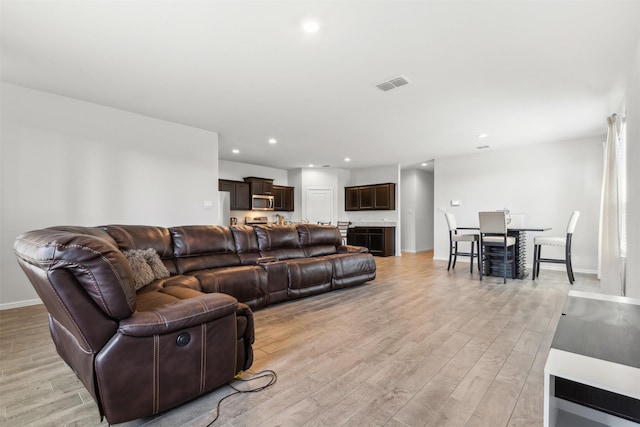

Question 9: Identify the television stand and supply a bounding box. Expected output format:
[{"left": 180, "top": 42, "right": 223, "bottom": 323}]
[{"left": 544, "top": 290, "right": 640, "bottom": 426}]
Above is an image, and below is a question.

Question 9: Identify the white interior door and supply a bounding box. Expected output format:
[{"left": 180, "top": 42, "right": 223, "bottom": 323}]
[{"left": 306, "top": 188, "right": 334, "bottom": 224}]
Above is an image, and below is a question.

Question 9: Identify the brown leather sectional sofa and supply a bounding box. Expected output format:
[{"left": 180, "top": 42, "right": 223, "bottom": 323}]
[{"left": 13, "top": 223, "right": 376, "bottom": 424}]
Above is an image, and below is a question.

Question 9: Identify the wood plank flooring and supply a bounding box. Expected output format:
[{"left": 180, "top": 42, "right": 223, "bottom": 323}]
[{"left": 0, "top": 252, "right": 600, "bottom": 426}]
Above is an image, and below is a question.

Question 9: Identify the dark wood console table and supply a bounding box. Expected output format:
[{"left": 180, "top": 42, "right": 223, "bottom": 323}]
[
  {"left": 347, "top": 226, "right": 395, "bottom": 257},
  {"left": 458, "top": 226, "right": 549, "bottom": 279}
]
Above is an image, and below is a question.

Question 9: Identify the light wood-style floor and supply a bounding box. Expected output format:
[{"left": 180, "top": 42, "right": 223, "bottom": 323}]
[{"left": 1, "top": 252, "right": 600, "bottom": 427}]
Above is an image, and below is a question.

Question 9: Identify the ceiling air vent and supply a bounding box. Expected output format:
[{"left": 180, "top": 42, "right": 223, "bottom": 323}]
[{"left": 376, "top": 75, "right": 410, "bottom": 92}]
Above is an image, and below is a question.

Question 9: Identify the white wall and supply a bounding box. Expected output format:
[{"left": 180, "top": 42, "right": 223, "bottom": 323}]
[
  {"left": 401, "top": 170, "right": 418, "bottom": 252},
  {"left": 288, "top": 168, "right": 303, "bottom": 222},
  {"left": 219, "top": 159, "right": 288, "bottom": 185},
  {"left": 0, "top": 83, "right": 219, "bottom": 308},
  {"left": 401, "top": 169, "right": 434, "bottom": 253},
  {"left": 434, "top": 137, "right": 603, "bottom": 274},
  {"left": 624, "top": 36, "right": 640, "bottom": 297}
]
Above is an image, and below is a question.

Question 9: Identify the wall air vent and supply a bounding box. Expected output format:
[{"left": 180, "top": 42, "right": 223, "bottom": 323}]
[{"left": 376, "top": 75, "right": 411, "bottom": 92}]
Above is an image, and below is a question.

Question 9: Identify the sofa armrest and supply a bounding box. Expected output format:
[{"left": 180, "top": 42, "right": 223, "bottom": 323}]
[
  {"left": 337, "top": 244, "right": 369, "bottom": 254},
  {"left": 118, "top": 293, "right": 238, "bottom": 337}
]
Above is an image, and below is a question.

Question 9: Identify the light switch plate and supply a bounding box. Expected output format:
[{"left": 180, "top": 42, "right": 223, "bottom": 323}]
[
  {"left": 451, "top": 200, "right": 460, "bottom": 206},
  {"left": 203, "top": 200, "right": 214, "bottom": 208}
]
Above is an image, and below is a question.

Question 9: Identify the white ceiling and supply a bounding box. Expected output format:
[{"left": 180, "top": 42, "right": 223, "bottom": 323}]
[{"left": 2, "top": 1, "right": 639, "bottom": 171}]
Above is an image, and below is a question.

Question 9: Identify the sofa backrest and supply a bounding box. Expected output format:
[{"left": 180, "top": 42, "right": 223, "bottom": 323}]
[
  {"left": 14, "top": 227, "right": 133, "bottom": 351},
  {"left": 169, "top": 225, "right": 240, "bottom": 274},
  {"left": 253, "top": 225, "right": 306, "bottom": 260},
  {"left": 230, "top": 225, "right": 262, "bottom": 265},
  {"left": 296, "top": 224, "right": 341, "bottom": 257},
  {"left": 102, "top": 225, "right": 177, "bottom": 275}
]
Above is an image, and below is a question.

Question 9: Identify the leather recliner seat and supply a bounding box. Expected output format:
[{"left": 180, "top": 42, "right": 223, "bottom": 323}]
[{"left": 14, "top": 226, "right": 254, "bottom": 424}]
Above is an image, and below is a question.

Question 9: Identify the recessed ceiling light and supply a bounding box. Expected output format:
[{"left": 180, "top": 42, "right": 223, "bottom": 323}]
[
  {"left": 421, "top": 162, "right": 428, "bottom": 166},
  {"left": 477, "top": 133, "right": 489, "bottom": 138},
  {"left": 232, "top": 149, "right": 240, "bottom": 154},
  {"left": 476, "top": 145, "right": 491, "bottom": 150},
  {"left": 344, "top": 157, "right": 351, "bottom": 162},
  {"left": 268, "top": 138, "right": 277, "bottom": 144},
  {"left": 308, "top": 164, "right": 314, "bottom": 167},
  {"left": 302, "top": 20, "right": 320, "bottom": 33}
]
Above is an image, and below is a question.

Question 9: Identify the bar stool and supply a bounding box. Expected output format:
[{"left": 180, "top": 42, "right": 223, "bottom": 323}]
[
  {"left": 445, "top": 213, "right": 479, "bottom": 273},
  {"left": 532, "top": 211, "right": 580, "bottom": 284},
  {"left": 479, "top": 211, "right": 517, "bottom": 284}
]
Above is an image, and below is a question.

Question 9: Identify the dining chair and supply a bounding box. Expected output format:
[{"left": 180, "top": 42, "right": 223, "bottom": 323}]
[
  {"left": 532, "top": 210, "right": 580, "bottom": 284},
  {"left": 337, "top": 221, "right": 351, "bottom": 245},
  {"left": 445, "top": 213, "right": 479, "bottom": 273},
  {"left": 479, "top": 211, "right": 517, "bottom": 284},
  {"left": 317, "top": 221, "right": 332, "bottom": 225}
]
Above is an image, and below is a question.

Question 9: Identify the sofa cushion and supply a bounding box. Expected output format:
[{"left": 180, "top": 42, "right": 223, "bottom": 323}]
[
  {"left": 296, "top": 224, "right": 341, "bottom": 257},
  {"left": 102, "top": 225, "right": 177, "bottom": 275},
  {"left": 230, "top": 225, "right": 262, "bottom": 265},
  {"left": 296, "top": 223, "right": 341, "bottom": 246},
  {"left": 285, "top": 257, "right": 333, "bottom": 298},
  {"left": 253, "top": 225, "right": 305, "bottom": 260},
  {"left": 324, "top": 253, "right": 377, "bottom": 289},
  {"left": 192, "top": 265, "right": 268, "bottom": 309},
  {"left": 169, "top": 226, "right": 240, "bottom": 274}
]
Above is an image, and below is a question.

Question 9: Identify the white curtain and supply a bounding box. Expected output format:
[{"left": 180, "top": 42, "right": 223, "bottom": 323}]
[{"left": 598, "top": 114, "right": 625, "bottom": 295}]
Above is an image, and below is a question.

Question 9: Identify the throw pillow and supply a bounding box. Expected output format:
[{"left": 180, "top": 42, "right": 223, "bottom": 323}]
[
  {"left": 123, "top": 249, "right": 155, "bottom": 290},
  {"left": 141, "top": 248, "right": 170, "bottom": 280}
]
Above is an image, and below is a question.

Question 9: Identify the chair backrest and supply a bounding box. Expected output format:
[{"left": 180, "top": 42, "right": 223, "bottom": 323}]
[
  {"left": 317, "top": 221, "right": 331, "bottom": 225},
  {"left": 567, "top": 210, "right": 580, "bottom": 234},
  {"left": 337, "top": 221, "right": 350, "bottom": 233},
  {"left": 479, "top": 211, "right": 507, "bottom": 234},
  {"left": 444, "top": 212, "right": 457, "bottom": 231}
]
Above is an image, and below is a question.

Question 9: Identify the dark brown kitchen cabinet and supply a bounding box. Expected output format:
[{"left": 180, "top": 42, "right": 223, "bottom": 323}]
[
  {"left": 345, "top": 183, "right": 396, "bottom": 211},
  {"left": 273, "top": 185, "right": 294, "bottom": 211},
  {"left": 219, "top": 179, "right": 250, "bottom": 210},
  {"left": 345, "top": 187, "right": 359, "bottom": 210},
  {"left": 243, "top": 177, "right": 273, "bottom": 195},
  {"left": 374, "top": 183, "right": 394, "bottom": 209},
  {"left": 347, "top": 227, "right": 395, "bottom": 256}
]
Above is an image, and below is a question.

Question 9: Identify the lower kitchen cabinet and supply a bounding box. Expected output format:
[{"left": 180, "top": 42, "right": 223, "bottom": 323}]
[{"left": 347, "top": 226, "right": 395, "bottom": 257}]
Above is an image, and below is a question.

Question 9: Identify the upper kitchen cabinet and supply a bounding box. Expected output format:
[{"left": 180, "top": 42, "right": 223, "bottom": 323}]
[
  {"left": 243, "top": 177, "right": 273, "bottom": 195},
  {"left": 373, "top": 183, "right": 395, "bottom": 209},
  {"left": 273, "top": 185, "right": 294, "bottom": 211},
  {"left": 345, "top": 183, "right": 396, "bottom": 211},
  {"left": 219, "top": 179, "right": 251, "bottom": 210}
]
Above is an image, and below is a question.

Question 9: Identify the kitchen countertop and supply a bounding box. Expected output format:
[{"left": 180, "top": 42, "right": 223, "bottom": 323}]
[{"left": 349, "top": 221, "right": 397, "bottom": 227}]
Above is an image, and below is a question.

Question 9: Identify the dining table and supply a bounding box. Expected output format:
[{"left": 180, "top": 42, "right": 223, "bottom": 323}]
[{"left": 458, "top": 226, "right": 551, "bottom": 279}]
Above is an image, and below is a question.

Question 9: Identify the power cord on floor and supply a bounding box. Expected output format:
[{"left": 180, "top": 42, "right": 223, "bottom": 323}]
[{"left": 205, "top": 369, "right": 278, "bottom": 426}]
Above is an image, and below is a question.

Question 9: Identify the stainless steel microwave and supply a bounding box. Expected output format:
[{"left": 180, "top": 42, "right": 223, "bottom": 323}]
[{"left": 252, "top": 194, "right": 274, "bottom": 211}]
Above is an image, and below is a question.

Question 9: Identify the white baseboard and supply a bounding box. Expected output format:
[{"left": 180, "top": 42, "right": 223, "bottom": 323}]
[
  {"left": 402, "top": 248, "right": 433, "bottom": 254},
  {"left": 432, "top": 256, "right": 597, "bottom": 275},
  {"left": 0, "top": 298, "right": 43, "bottom": 311}
]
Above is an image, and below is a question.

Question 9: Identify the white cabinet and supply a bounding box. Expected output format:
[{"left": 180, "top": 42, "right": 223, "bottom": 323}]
[{"left": 544, "top": 291, "right": 640, "bottom": 427}]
